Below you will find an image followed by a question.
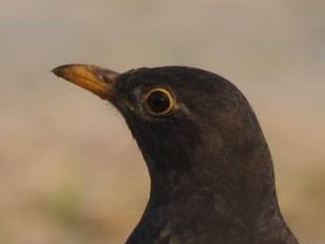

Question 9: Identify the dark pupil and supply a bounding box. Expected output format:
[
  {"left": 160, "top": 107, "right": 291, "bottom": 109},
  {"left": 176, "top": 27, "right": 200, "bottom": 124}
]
[{"left": 147, "top": 91, "right": 171, "bottom": 114}]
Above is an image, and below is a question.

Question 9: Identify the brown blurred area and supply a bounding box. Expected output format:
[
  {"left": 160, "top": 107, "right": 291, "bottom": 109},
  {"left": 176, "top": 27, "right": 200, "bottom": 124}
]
[{"left": 1, "top": 1, "right": 324, "bottom": 243}]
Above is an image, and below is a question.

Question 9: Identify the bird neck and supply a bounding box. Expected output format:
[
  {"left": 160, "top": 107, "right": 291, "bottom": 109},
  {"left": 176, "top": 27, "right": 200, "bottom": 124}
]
[
  {"left": 137, "top": 132, "right": 286, "bottom": 236},
  {"left": 126, "top": 150, "right": 287, "bottom": 244},
  {"left": 145, "top": 135, "right": 280, "bottom": 216},
  {"left": 127, "top": 115, "right": 291, "bottom": 243}
]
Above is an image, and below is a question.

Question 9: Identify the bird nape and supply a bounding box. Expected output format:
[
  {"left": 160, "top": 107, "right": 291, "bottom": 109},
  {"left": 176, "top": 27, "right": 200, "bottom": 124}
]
[{"left": 52, "top": 64, "right": 299, "bottom": 244}]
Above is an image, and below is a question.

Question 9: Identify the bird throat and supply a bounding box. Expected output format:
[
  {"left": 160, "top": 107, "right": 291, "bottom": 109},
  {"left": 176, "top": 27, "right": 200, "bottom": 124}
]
[{"left": 126, "top": 137, "right": 283, "bottom": 244}]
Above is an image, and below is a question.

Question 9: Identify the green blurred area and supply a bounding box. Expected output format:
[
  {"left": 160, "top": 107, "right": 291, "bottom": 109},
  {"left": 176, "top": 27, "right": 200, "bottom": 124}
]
[{"left": 1, "top": 1, "right": 324, "bottom": 243}]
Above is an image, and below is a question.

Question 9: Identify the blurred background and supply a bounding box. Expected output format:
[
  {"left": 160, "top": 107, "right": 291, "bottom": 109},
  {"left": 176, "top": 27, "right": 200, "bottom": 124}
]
[{"left": 1, "top": 1, "right": 324, "bottom": 243}]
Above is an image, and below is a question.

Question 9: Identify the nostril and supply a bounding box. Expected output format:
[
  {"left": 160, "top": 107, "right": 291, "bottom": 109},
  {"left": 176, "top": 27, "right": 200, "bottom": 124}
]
[{"left": 95, "top": 69, "right": 120, "bottom": 85}]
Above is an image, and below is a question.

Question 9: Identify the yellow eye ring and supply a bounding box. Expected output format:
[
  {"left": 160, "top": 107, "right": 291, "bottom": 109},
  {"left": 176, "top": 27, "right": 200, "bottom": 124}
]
[{"left": 144, "top": 88, "right": 176, "bottom": 116}]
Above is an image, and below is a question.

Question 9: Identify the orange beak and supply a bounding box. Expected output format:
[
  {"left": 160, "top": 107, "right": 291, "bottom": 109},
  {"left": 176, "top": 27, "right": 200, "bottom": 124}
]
[{"left": 52, "top": 64, "right": 120, "bottom": 100}]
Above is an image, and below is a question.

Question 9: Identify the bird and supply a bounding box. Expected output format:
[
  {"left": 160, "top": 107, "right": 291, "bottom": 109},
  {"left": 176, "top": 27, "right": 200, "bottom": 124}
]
[{"left": 52, "top": 64, "right": 299, "bottom": 244}]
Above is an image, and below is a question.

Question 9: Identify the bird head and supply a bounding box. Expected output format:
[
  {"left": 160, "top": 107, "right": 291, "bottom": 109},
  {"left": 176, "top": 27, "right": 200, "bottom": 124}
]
[
  {"left": 52, "top": 64, "right": 274, "bottom": 200},
  {"left": 52, "top": 64, "right": 299, "bottom": 244}
]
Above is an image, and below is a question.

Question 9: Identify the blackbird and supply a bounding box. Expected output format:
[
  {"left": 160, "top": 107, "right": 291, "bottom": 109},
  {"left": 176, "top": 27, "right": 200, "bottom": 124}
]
[{"left": 52, "top": 64, "right": 299, "bottom": 244}]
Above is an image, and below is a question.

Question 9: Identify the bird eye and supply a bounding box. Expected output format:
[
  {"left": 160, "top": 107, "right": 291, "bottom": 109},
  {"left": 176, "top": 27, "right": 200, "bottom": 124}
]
[{"left": 144, "top": 88, "right": 175, "bottom": 116}]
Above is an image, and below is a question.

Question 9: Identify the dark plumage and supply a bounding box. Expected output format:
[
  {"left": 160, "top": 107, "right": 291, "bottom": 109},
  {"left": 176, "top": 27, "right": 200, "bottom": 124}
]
[{"left": 52, "top": 64, "right": 299, "bottom": 244}]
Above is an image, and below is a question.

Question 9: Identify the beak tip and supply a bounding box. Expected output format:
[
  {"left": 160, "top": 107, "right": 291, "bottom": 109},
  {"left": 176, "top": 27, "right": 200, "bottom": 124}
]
[
  {"left": 51, "top": 67, "right": 60, "bottom": 76},
  {"left": 51, "top": 64, "right": 72, "bottom": 77}
]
